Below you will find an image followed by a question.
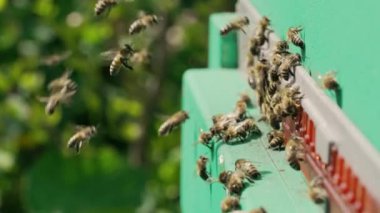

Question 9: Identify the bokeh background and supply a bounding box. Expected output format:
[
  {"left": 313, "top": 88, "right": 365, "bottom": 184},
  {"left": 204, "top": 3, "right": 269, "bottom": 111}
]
[{"left": 0, "top": 0, "right": 233, "bottom": 212}]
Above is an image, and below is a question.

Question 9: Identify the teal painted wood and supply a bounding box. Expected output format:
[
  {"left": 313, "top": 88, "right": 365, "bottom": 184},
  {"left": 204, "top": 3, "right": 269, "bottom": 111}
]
[
  {"left": 181, "top": 69, "right": 323, "bottom": 213},
  {"left": 208, "top": 13, "right": 238, "bottom": 68},
  {"left": 247, "top": 0, "right": 380, "bottom": 150}
]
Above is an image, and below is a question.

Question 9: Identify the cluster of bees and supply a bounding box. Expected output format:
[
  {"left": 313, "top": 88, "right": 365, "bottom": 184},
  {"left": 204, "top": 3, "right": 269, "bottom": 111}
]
[
  {"left": 193, "top": 15, "right": 332, "bottom": 212},
  {"left": 38, "top": 0, "right": 167, "bottom": 153}
]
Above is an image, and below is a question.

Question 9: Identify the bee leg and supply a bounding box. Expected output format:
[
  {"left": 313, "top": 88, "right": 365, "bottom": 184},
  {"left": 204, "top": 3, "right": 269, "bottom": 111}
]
[
  {"left": 121, "top": 59, "right": 133, "bottom": 70},
  {"left": 240, "top": 28, "right": 247, "bottom": 34}
]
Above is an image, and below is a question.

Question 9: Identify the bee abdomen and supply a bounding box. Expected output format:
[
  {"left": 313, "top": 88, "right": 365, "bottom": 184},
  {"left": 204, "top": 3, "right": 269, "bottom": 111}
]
[
  {"left": 291, "top": 36, "right": 305, "bottom": 49},
  {"left": 94, "top": 0, "right": 117, "bottom": 16},
  {"left": 129, "top": 21, "right": 146, "bottom": 35},
  {"left": 110, "top": 55, "right": 121, "bottom": 75},
  {"left": 268, "top": 136, "right": 284, "bottom": 149}
]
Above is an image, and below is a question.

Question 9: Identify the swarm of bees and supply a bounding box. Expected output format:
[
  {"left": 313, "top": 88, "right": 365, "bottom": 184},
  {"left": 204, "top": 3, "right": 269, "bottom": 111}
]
[{"left": 37, "top": 2, "right": 167, "bottom": 153}]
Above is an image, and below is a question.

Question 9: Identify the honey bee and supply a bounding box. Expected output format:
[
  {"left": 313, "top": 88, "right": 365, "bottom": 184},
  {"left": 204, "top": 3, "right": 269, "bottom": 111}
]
[
  {"left": 101, "top": 44, "right": 134, "bottom": 76},
  {"left": 41, "top": 51, "right": 71, "bottom": 66},
  {"left": 233, "top": 100, "right": 247, "bottom": 121},
  {"left": 285, "top": 136, "right": 305, "bottom": 170},
  {"left": 130, "top": 48, "right": 151, "bottom": 64},
  {"left": 210, "top": 116, "right": 237, "bottom": 138},
  {"left": 198, "top": 130, "right": 214, "bottom": 148},
  {"left": 267, "top": 130, "right": 285, "bottom": 150},
  {"left": 158, "top": 110, "right": 189, "bottom": 136},
  {"left": 252, "top": 59, "right": 270, "bottom": 95},
  {"left": 223, "top": 118, "right": 261, "bottom": 143},
  {"left": 94, "top": 0, "right": 117, "bottom": 16},
  {"left": 38, "top": 89, "right": 76, "bottom": 115},
  {"left": 279, "top": 53, "right": 301, "bottom": 81},
  {"left": 272, "top": 40, "right": 289, "bottom": 55},
  {"left": 308, "top": 176, "right": 328, "bottom": 203},
  {"left": 219, "top": 171, "right": 245, "bottom": 195},
  {"left": 235, "top": 159, "right": 261, "bottom": 182},
  {"left": 249, "top": 36, "right": 261, "bottom": 57},
  {"left": 196, "top": 155, "right": 212, "bottom": 182},
  {"left": 221, "top": 196, "right": 241, "bottom": 213},
  {"left": 129, "top": 14, "right": 160, "bottom": 35},
  {"left": 254, "top": 16, "right": 271, "bottom": 46},
  {"left": 48, "top": 70, "right": 77, "bottom": 94},
  {"left": 287, "top": 27, "right": 305, "bottom": 50},
  {"left": 220, "top": 16, "right": 250, "bottom": 35},
  {"left": 319, "top": 71, "right": 340, "bottom": 91},
  {"left": 67, "top": 125, "right": 97, "bottom": 153}
]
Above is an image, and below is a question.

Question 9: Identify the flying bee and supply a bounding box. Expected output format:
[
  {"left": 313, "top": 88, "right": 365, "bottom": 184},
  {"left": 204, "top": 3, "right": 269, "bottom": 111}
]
[
  {"left": 279, "top": 53, "right": 301, "bottom": 81},
  {"left": 285, "top": 136, "right": 305, "bottom": 170},
  {"left": 48, "top": 70, "right": 77, "bottom": 94},
  {"left": 221, "top": 196, "right": 241, "bottom": 213},
  {"left": 41, "top": 51, "right": 71, "bottom": 66},
  {"left": 287, "top": 27, "right": 305, "bottom": 50},
  {"left": 198, "top": 130, "right": 214, "bottom": 148},
  {"left": 94, "top": 0, "right": 117, "bottom": 16},
  {"left": 220, "top": 16, "right": 249, "bottom": 35},
  {"left": 235, "top": 159, "right": 261, "bottom": 182},
  {"left": 101, "top": 44, "right": 134, "bottom": 76},
  {"left": 38, "top": 89, "right": 76, "bottom": 115},
  {"left": 196, "top": 155, "right": 212, "bottom": 182},
  {"left": 67, "top": 125, "right": 97, "bottom": 153},
  {"left": 308, "top": 176, "right": 328, "bottom": 204},
  {"left": 129, "top": 14, "right": 160, "bottom": 35},
  {"left": 267, "top": 130, "right": 285, "bottom": 150},
  {"left": 130, "top": 48, "right": 151, "bottom": 64},
  {"left": 158, "top": 110, "right": 189, "bottom": 136},
  {"left": 319, "top": 71, "right": 340, "bottom": 91}
]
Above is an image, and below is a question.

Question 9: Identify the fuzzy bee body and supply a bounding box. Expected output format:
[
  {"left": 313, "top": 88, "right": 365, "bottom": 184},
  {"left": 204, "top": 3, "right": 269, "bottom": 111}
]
[
  {"left": 94, "top": 0, "right": 117, "bottom": 16},
  {"left": 308, "top": 176, "right": 327, "bottom": 203},
  {"left": 220, "top": 16, "right": 249, "bottom": 35},
  {"left": 287, "top": 27, "right": 305, "bottom": 49},
  {"left": 285, "top": 136, "right": 305, "bottom": 170},
  {"left": 48, "top": 70, "right": 77, "bottom": 93},
  {"left": 279, "top": 53, "right": 301, "bottom": 81},
  {"left": 235, "top": 159, "right": 261, "bottom": 182},
  {"left": 320, "top": 71, "right": 340, "bottom": 91},
  {"left": 221, "top": 196, "right": 241, "bottom": 213},
  {"left": 158, "top": 110, "right": 189, "bottom": 136},
  {"left": 129, "top": 15, "right": 159, "bottom": 35},
  {"left": 267, "top": 130, "right": 285, "bottom": 150},
  {"left": 198, "top": 131, "right": 213, "bottom": 148},
  {"left": 106, "top": 44, "right": 135, "bottom": 76},
  {"left": 38, "top": 89, "right": 76, "bottom": 115},
  {"left": 67, "top": 126, "right": 97, "bottom": 153},
  {"left": 196, "top": 155, "right": 211, "bottom": 182},
  {"left": 219, "top": 170, "right": 245, "bottom": 195}
]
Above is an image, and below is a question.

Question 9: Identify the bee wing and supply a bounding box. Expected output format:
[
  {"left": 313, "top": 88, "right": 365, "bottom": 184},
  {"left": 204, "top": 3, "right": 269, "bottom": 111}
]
[
  {"left": 100, "top": 50, "right": 118, "bottom": 61},
  {"left": 137, "top": 10, "right": 147, "bottom": 18},
  {"left": 37, "top": 96, "right": 49, "bottom": 103}
]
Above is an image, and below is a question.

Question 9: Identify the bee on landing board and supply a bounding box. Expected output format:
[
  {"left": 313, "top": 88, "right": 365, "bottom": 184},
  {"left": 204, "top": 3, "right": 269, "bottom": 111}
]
[
  {"left": 287, "top": 26, "right": 305, "bottom": 50},
  {"left": 101, "top": 44, "right": 135, "bottom": 76},
  {"left": 308, "top": 176, "right": 328, "bottom": 203},
  {"left": 158, "top": 110, "right": 189, "bottom": 136},
  {"left": 220, "top": 16, "right": 250, "bottom": 35},
  {"left": 67, "top": 125, "right": 97, "bottom": 153},
  {"left": 196, "top": 155, "right": 212, "bottom": 182},
  {"left": 285, "top": 136, "right": 305, "bottom": 170},
  {"left": 267, "top": 130, "right": 285, "bottom": 150},
  {"left": 198, "top": 129, "right": 214, "bottom": 148},
  {"left": 235, "top": 159, "right": 261, "bottom": 182},
  {"left": 219, "top": 170, "right": 245, "bottom": 195},
  {"left": 94, "top": 0, "right": 117, "bottom": 16},
  {"left": 129, "top": 14, "right": 160, "bottom": 35},
  {"left": 221, "top": 196, "right": 241, "bottom": 213},
  {"left": 279, "top": 53, "right": 301, "bottom": 81}
]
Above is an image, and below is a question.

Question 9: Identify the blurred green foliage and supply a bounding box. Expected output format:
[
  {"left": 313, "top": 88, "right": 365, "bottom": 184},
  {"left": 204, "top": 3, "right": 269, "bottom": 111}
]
[{"left": 0, "top": 0, "right": 233, "bottom": 212}]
